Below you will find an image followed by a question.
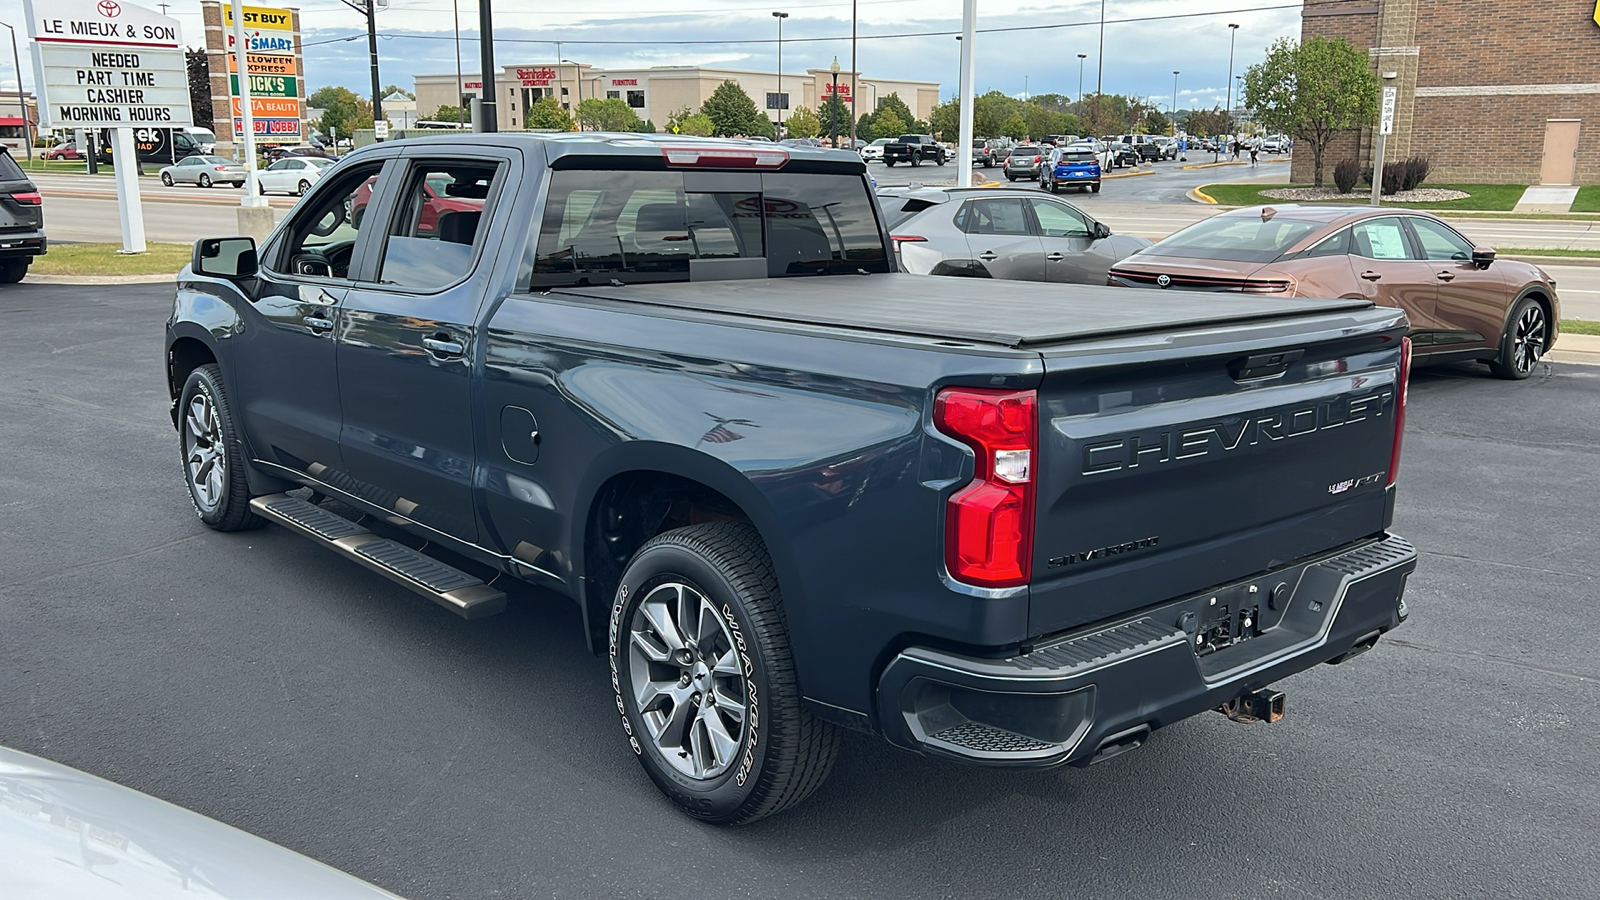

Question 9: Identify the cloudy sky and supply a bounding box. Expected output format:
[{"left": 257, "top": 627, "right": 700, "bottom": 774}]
[{"left": 2, "top": 0, "right": 1303, "bottom": 112}]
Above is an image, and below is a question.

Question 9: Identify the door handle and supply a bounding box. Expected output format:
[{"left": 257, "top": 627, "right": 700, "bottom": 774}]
[
  {"left": 303, "top": 316, "right": 334, "bottom": 333},
  {"left": 1359, "top": 271, "right": 1382, "bottom": 282},
  {"left": 423, "top": 336, "right": 465, "bottom": 359},
  {"left": 1436, "top": 271, "right": 1456, "bottom": 282},
  {"left": 1046, "top": 252, "right": 1066, "bottom": 262},
  {"left": 978, "top": 251, "right": 998, "bottom": 261}
]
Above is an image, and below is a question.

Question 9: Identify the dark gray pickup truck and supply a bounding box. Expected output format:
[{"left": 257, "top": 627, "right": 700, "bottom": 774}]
[{"left": 167, "top": 133, "right": 1416, "bottom": 824}]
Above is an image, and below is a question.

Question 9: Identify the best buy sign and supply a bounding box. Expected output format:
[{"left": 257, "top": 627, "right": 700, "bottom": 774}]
[
  {"left": 1595, "top": 0, "right": 1599, "bottom": 26},
  {"left": 230, "top": 74, "right": 297, "bottom": 97}
]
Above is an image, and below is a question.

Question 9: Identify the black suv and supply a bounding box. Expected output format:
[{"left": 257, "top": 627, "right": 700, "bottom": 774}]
[
  {"left": 0, "top": 149, "right": 45, "bottom": 283},
  {"left": 883, "top": 134, "right": 945, "bottom": 167}
]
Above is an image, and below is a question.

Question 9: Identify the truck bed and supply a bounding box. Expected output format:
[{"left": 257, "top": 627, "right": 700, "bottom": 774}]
[{"left": 549, "top": 274, "right": 1371, "bottom": 349}]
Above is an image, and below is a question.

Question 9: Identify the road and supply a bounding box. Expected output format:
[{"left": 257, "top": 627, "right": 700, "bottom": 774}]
[{"left": 2, "top": 283, "right": 1597, "bottom": 900}]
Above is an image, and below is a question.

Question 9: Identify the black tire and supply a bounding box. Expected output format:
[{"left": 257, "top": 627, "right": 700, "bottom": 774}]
[
  {"left": 983, "top": 158, "right": 993, "bottom": 168},
  {"left": 1091, "top": 183, "right": 1101, "bottom": 193},
  {"left": 885, "top": 161, "right": 895, "bottom": 168},
  {"left": 297, "top": 179, "right": 311, "bottom": 196},
  {"left": 609, "top": 522, "right": 839, "bottom": 825},
  {"left": 198, "top": 173, "right": 211, "bottom": 188},
  {"left": 161, "top": 172, "right": 173, "bottom": 186},
  {"left": 911, "top": 156, "right": 921, "bottom": 167},
  {"left": 1488, "top": 296, "right": 1548, "bottom": 380},
  {"left": 0, "top": 259, "right": 28, "bottom": 283},
  {"left": 178, "top": 364, "right": 264, "bottom": 531},
  {"left": 936, "top": 153, "right": 945, "bottom": 166}
]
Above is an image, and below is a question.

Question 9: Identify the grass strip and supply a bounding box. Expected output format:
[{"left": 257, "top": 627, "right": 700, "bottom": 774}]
[{"left": 31, "top": 242, "right": 189, "bottom": 276}]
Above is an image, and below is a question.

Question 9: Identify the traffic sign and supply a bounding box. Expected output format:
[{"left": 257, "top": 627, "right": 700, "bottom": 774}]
[
  {"left": 1380, "top": 86, "right": 1397, "bottom": 136},
  {"left": 24, "top": 0, "right": 192, "bottom": 129},
  {"left": 374, "top": 121, "right": 390, "bottom": 139}
]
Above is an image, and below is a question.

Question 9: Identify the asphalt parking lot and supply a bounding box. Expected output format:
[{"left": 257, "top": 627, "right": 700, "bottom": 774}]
[{"left": 2, "top": 283, "right": 1597, "bottom": 899}]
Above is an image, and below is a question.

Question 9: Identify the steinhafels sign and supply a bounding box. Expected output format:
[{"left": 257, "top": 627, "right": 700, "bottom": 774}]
[{"left": 23, "top": 0, "right": 193, "bottom": 129}]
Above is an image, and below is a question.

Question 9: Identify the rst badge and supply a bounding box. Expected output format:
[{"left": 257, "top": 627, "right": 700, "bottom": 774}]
[{"left": 1328, "top": 472, "right": 1384, "bottom": 495}]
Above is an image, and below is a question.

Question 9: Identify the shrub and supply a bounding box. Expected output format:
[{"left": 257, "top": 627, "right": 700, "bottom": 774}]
[
  {"left": 1360, "top": 166, "right": 1373, "bottom": 186},
  {"left": 1333, "top": 159, "right": 1360, "bottom": 194},
  {"left": 1402, "top": 156, "right": 1431, "bottom": 192},
  {"left": 1381, "top": 161, "right": 1407, "bottom": 195}
]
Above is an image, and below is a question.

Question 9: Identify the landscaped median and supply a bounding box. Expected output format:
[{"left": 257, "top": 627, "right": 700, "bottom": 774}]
[
  {"left": 28, "top": 243, "right": 190, "bottom": 279},
  {"left": 1197, "top": 182, "right": 1529, "bottom": 212}
]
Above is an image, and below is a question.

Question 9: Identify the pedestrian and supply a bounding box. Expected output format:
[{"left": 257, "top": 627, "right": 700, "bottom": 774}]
[
  {"left": 1249, "top": 142, "right": 1258, "bottom": 166},
  {"left": 1230, "top": 140, "right": 1239, "bottom": 160},
  {"left": 1178, "top": 136, "right": 1187, "bottom": 162}
]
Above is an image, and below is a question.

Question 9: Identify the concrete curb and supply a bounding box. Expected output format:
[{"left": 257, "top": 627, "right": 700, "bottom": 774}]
[
  {"left": 1503, "top": 255, "right": 1600, "bottom": 268},
  {"left": 1190, "top": 187, "right": 1218, "bottom": 204},
  {"left": 1104, "top": 168, "right": 1155, "bottom": 180},
  {"left": 25, "top": 274, "right": 177, "bottom": 285}
]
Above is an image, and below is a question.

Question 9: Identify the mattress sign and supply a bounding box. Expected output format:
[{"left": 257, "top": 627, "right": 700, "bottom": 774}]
[{"left": 22, "top": 0, "right": 194, "bottom": 129}]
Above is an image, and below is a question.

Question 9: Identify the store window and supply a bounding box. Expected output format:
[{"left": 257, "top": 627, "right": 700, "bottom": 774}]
[
  {"left": 627, "top": 90, "right": 646, "bottom": 109},
  {"left": 606, "top": 90, "right": 621, "bottom": 100},
  {"left": 766, "top": 92, "right": 789, "bottom": 111}
]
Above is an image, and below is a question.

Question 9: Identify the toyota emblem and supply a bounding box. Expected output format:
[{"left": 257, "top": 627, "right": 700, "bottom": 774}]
[
  {"left": 1155, "top": 274, "right": 1171, "bottom": 288},
  {"left": 97, "top": 0, "right": 121, "bottom": 16}
]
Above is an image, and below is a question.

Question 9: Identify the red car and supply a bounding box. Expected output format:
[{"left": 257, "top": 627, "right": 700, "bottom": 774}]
[
  {"left": 350, "top": 172, "right": 485, "bottom": 235},
  {"left": 45, "top": 142, "right": 83, "bottom": 160},
  {"left": 1109, "top": 205, "right": 1561, "bottom": 379}
]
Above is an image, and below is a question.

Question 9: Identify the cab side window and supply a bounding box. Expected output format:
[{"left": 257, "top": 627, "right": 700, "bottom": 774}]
[
  {"left": 955, "top": 198, "right": 1030, "bottom": 235},
  {"left": 375, "top": 162, "right": 501, "bottom": 291},
  {"left": 274, "top": 161, "right": 384, "bottom": 280},
  {"left": 1407, "top": 217, "right": 1474, "bottom": 261}
]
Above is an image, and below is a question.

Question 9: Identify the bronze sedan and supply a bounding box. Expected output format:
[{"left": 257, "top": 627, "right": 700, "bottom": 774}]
[{"left": 1109, "top": 205, "right": 1560, "bottom": 379}]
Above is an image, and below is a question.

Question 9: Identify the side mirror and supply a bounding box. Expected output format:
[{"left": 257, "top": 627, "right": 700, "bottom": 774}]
[
  {"left": 1094, "top": 222, "right": 1113, "bottom": 240},
  {"left": 193, "top": 236, "right": 258, "bottom": 279},
  {"left": 1471, "top": 247, "right": 1496, "bottom": 269}
]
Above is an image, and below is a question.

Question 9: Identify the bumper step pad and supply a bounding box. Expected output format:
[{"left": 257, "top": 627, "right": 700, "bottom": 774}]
[{"left": 250, "top": 493, "right": 506, "bottom": 619}]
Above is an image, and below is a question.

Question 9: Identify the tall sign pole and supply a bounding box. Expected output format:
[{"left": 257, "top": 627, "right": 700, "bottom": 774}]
[
  {"left": 476, "top": 0, "right": 495, "bottom": 132},
  {"left": 955, "top": 0, "right": 975, "bottom": 186},
  {"left": 229, "top": 0, "right": 262, "bottom": 205},
  {"left": 24, "top": 0, "right": 192, "bottom": 253},
  {"left": 1372, "top": 79, "right": 1397, "bottom": 207}
]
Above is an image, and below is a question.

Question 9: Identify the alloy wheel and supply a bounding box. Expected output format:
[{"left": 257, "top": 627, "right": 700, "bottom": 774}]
[
  {"left": 627, "top": 581, "right": 749, "bottom": 780},
  {"left": 184, "top": 392, "right": 225, "bottom": 511},
  {"left": 1512, "top": 304, "right": 1546, "bottom": 374}
]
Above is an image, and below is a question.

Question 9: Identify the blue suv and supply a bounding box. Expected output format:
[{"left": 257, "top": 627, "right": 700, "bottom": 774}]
[{"left": 1041, "top": 145, "right": 1102, "bottom": 194}]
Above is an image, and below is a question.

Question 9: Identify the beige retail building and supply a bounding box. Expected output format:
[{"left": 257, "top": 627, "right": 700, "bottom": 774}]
[{"left": 415, "top": 64, "right": 939, "bottom": 133}]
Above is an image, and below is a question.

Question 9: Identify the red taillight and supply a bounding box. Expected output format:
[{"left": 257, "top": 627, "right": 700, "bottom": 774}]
[
  {"left": 934, "top": 387, "right": 1037, "bottom": 587},
  {"left": 890, "top": 235, "right": 927, "bottom": 247},
  {"left": 1388, "top": 336, "right": 1412, "bottom": 486},
  {"left": 9, "top": 191, "right": 41, "bottom": 205},
  {"left": 214, "top": 166, "right": 229, "bottom": 171},
  {"left": 661, "top": 145, "right": 789, "bottom": 168},
  {"left": 1033, "top": 155, "right": 1042, "bottom": 163}
]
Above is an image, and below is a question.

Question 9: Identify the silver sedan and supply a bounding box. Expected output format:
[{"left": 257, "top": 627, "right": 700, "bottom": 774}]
[
  {"left": 879, "top": 187, "right": 1152, "bottom": 284},
  {"left": 159, "top": 155, "right": 247, "bottom": 188}
]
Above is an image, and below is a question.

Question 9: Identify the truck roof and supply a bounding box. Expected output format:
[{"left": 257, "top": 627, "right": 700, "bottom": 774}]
[
  {"left": 346, "top": 131, "right": 867, "bottom": 168},
  {"left": 550, "top": 274, "right": 1373, "bottom": 349}
]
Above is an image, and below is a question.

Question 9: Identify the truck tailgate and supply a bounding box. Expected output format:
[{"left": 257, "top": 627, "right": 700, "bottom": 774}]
[{"left": 1027, "top": 315, "right": 1406, "bottom": 636}]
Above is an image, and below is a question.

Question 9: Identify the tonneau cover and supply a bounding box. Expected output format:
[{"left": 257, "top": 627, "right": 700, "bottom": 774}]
[{"left": 549, "top": 274, "right": 1371, "bottom": 348}]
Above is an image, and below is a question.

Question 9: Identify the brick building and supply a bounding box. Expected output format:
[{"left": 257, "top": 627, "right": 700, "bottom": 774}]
[{"left": 1295, "top": 0, "right": 1600, "bottom": 186}]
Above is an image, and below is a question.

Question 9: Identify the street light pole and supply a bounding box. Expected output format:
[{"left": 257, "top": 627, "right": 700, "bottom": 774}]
[
  {"left": 1076, "top": 53, "right": 1086, "bottom": 110},
  {"left": 1171, "top": 70, "right": 1179, "bottom": 138},
  {"left": 452, "top": 0, "right": 464, "bottom": 129},
  {"left": 1095, "top": 0, "right": 1106, "bottom": 96},
  {"left": 1225, "top": 22, "right": 1239, "bottom": 142},
  {"left": 772, "top": 12, "right": 788, "bottom": 137},
  {"left": 956, "top": 0, "right": 975, "bottom": 187},
  {"left": 477, "top": 0, "right": 496, "bottom": 132},
  {"left": 0, "top": 22, "right": 30, "bottom": 162},
  {"left": 849, "top": 0, "right": 857, "bottom": 148},
  {"left": 829, "top": 57, "right": 840, "bottom": 147}
]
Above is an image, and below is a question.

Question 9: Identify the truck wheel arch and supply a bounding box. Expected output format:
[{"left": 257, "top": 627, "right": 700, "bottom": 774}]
[
  {"left": 167, "top": 334, "right": 218, "bottom": 426},
  {"left": 572, "top": 446, "right": 797, "bottom": 656}
]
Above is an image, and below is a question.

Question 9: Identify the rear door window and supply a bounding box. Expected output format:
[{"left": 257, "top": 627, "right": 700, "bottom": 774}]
[
  {"left": 955, "top": 198, "right": 1030, "bottom": 235},
  {"left": 1349, "top": 217, "right": 1412, "bottom": 261},
  {"left": 376, "top": 161, "right": 500, "bottom": 291}
]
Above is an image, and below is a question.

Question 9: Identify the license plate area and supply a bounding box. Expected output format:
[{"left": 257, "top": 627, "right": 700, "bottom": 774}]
[{"left": 1168, "top": 570, "right": 1305, "bottom": 658}]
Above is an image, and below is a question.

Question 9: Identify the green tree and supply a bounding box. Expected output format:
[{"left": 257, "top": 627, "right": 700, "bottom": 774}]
[
  {"left": 428, "top": 104, "right": 471, "bottom": 124},
  {"left": 1243, "top": 36, "right": 1379, "bottom": 186},
  {"left": 576, "top": 97, "right": 645, "bottom": 132},
  {"left": 639, "top": 119, "right": 657, "bottom": 134},
  {"left": 1000, "top": 112, "right": 1027, "bottom": 140},
  {"left": 308, "top": 86, "right": 374, "bottom": 138},
  {"left": 1024, "top": 103, "right": 1065, "bottom": 140},
  {"left": 1185, "top": 105, "right": 1232, "bottom": 139},
  {"left": 872, "top": 108, "right": 907, "bottom": 141},
  {"left": 701, "top": 80, "right": 765, "bottom": 136},
  {"left": 784, "top": 106, "right": 821, "bottom": 139},
  {"left": 876, "top": 92, "right": 923, "bottom": 133},
  {"left": 927, "top": 98, "right": 958, "bottom": 142},
  {"left": 185, "top": 48, "right": 213, "bottom": 130},
  {"left": 817, "top": 93, "right": 850, "bottom": 142},
  {"left": 1029, "top": 92, "right": 1074, "bottom": 114},
  {"left": 1142, "top": 109, "right": 1169, "bottom": 136},
  {"left": 974, "top": 91, "right": 1015, "bottom": 138},
  {"left": 525, "top": 95, "right": 573, "bottom": 131},
  {"left": 679, "top": 113, "right": 716, "bottom": 136}
]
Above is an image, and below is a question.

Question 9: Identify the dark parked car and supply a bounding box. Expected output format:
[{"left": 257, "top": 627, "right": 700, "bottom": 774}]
[
  {"left": 883, "top": 133, "right": 945, "bottom": 167},
  {"left": 169, "top": 134, "right": 1416, "bottom": 824},
  {"left": 1003, "top": 144, "right": 1044, "bottom": 181},
  {"left": 1102, "top": 138, "right": 1138, "bottom": 168},
  {"left": 0, "top": 148, "right": 46, "bottom": 283},
  {"left": 1108, "top": 205, "right": 1560, "bottom": 379},
  {"left": 879, "top": 186, "right": 1147, "bottom": 281},
  {"left": 1040, "top": 145, "right": 1102, "bottom": 194}
]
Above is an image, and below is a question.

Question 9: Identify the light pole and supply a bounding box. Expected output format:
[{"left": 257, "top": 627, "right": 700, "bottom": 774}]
[
  {"left": 849, "top": 0, "right": 858, "bottom": 148},
  {"left": 772, "top": 12, "right": 788, "bottom": 136},
  {"left": 0, "top": 21, "right": 30, "bottom": 162},
  {"left": 1076, "top": 53, "right": 1086, "bottom": 115},
  {"left": 1225, "top": 23, "right": 1239, "bottom": 142},
  {"left": 1024, "top": 74, "right": 1029, "bottom": 103},
  {"left": 829, "top": 57, "right": 840, "bottom": 147},
  {"left": 452, "top": 0, "right": 464, "bottom": 128},
  {"left": 478, "top": 0, "right": 496, "bottom": 132},
  {"left": 1171, "top": 71, "right": 1179, "bottom": 136}
]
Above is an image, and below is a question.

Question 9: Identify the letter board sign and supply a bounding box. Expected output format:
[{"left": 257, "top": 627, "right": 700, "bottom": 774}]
[{"left": 23, "top": 0, "right": 193, "bottom": 129}]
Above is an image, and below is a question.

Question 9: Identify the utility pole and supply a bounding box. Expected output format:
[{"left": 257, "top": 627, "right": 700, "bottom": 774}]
[
  {"left": 0, "top": 21, "right": 29, "bottom": 161},
  {"left": 772, "top": 12, "right": 788, "bottom": 137},
  {"left": 849, "top": 0, "right": 857, "bottom": 148},
  {"left": 478, "top": 0, "right": 496, "bottom": 131},
  {"left": 338, "top": 0, "right": 384, "bottom": 124},
  {"left": 453, "top": 0, "right": 464, "bottom": 128},
  {"left": 1095, "top": 0, "right": 1106, "bottom": 97}
]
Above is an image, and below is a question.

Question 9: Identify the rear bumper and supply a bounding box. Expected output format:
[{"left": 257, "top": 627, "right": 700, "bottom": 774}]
[
  {"left": 0, "top": 231, "right": 47, "bottom": 258},
  {"left": 876, "top": 533, "right": 1416, "bottom": 767}
]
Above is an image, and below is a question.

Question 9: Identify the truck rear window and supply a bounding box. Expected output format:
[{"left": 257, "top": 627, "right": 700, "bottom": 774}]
[{"left": 527, "top": 169, "right": 888, "bottom": 287}]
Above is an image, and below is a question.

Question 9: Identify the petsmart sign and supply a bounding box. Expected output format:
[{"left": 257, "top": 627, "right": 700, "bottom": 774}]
[{"left": 23, "top": 0, "right": 193, "bottom": 129}]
